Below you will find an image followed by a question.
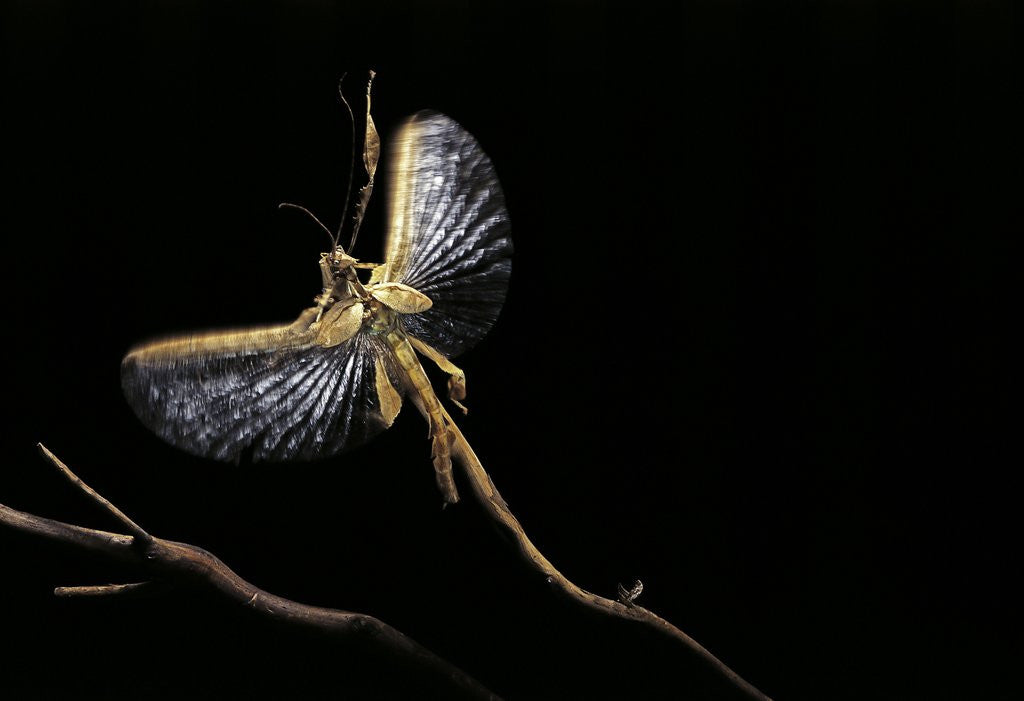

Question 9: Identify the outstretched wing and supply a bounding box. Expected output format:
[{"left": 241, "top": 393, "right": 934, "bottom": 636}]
[
  {"left": 121, "top": 325, "right": 404, "bottom": 462},
  {"left": 384, "top": 111, "right": 512, "bottom": 358}
]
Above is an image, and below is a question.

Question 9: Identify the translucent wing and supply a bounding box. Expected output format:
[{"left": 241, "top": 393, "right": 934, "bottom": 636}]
[
  {"left": 384, "top": 111, "right": 512, "bottom": 357},
  {"left": 121, "top": 325, "right": 404, "bottom": 462}
]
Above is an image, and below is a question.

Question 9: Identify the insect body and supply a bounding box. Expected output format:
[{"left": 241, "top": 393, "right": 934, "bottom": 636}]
[{"left": 121, "top": 110, "right": 512, "bottom": 504}]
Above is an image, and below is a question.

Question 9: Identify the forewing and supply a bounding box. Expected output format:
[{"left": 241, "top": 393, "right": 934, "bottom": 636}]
[
  {"left": 384, "top": 111, "right": 512, "bottom": 357},
  {"left": 121, "top": 325, "right": 404, "bottom": 462}
]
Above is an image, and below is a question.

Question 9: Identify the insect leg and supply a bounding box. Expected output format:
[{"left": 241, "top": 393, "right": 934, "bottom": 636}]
[
  {"left": 407, "top": 336, "right": 468, "bottom": 414},
  {"left": 428, "top": 413, "right": 458, "bottom": 505},
  {"left": 403, "top": 380, "right": 459, "bottom": 505},
  {"left": 390, "top": 331, "right": 460, "bottom": 504},
  {"left": 285, "top": 307, "right": 320, "bottom": 334}
]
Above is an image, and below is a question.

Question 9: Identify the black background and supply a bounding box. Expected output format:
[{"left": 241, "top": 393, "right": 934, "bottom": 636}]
[{"left": 1, "top": 1, "right": 1018, "bottom": 699}]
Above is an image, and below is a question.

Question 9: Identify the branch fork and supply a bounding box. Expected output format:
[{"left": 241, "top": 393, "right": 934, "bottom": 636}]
[{"left": 0, "top": 443, "right": 496, "bottom": 700}]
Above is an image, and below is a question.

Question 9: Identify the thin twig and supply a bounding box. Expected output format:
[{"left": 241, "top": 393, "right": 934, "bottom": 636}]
[
  {"left": 54, "top": 581, "right": 161, "bottom": 598},
  {"left": 440, "top": 406, "right": 772, "bottom": 701},
  {"left": 37, "top": 442, "right": 151, "bottom": 543},
  {"left": 1, "top": 452, "right": 498, "bottom": 701}
]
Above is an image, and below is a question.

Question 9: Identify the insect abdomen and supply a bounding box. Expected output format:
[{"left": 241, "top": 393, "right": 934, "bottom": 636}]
[{"left": 386, "top": 329, "right": 436, "bottom": 404}]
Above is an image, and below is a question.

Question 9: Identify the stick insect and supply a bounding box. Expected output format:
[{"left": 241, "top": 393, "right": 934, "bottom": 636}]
[{"left": 121, "top": 77, "right": 512, "bottom": 504}]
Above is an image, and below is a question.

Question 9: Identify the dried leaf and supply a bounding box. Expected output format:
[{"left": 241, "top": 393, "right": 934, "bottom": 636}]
[{"left": 364, "top": 113, "right": 380, "bottom": 180}]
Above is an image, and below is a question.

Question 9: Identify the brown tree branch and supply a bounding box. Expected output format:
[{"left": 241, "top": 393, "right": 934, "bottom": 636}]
[
  {"left": 443, "top": 407, "right": 772, "bottom": 701},
  {"left": 53, "top": 581, "right": 162, "bottom": 598},
  {"left": 0, "top": 451, "right": 498, "bottom": 701}
]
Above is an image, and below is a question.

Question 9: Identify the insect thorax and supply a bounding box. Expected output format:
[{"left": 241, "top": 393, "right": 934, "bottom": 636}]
[{"left": 364, "top": 301, "right": 398, "bottom": 336}]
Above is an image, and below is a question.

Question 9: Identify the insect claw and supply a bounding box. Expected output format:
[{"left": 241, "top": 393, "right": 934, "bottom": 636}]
[
  {"left": 446, "top": 374, "right": 468, "bottom": 414},
  {"left": 617, "top": 579, "right": 644, "bottom": 607}
]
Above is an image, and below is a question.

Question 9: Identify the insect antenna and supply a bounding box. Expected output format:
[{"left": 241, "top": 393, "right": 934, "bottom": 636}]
[
  {"left": 347, "top": 70, "right": 379, "bottom": 254},
  {"left": 334, "top": 73, "right": 356, "bottom": 252},
  {"left": 277, "top": 202, "right": 335, "bottom": 248}
]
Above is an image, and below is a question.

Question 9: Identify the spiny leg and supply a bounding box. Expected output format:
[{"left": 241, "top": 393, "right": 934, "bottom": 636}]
[
  {"left": 286, "top": 307, "right": 319, "bottom": 334},
  {"left": 428, "top": 412, "right": 458, "bottom": 505},
  {"left": 389, "top": 331, "right": 461, "bottom": 505},
  {"left": 407, "top": 390, "right": 458, "bottom": 504},
  {"left": 267, "top": 307, "right": 320, "bottom": 368},
  {"left": 408, "top": 336, "right": 468, "bottom": 414}
]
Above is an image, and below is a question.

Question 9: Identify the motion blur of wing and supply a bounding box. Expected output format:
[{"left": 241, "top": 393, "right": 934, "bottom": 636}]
[
  {"left": 121, "top": 325, "right": 404, "bottom": 462},
  {"left": 384, "top": 111, "right": 513, "bottom": 358}
]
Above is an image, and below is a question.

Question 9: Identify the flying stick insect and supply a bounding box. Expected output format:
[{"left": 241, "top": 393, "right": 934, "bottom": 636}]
[{"left": 121, "top": 77, "right": 512, "bottom": 504}]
